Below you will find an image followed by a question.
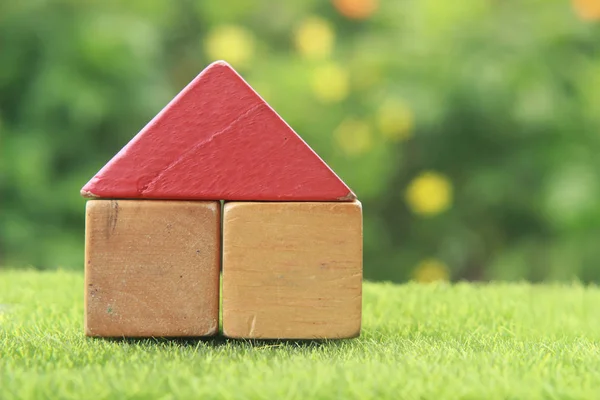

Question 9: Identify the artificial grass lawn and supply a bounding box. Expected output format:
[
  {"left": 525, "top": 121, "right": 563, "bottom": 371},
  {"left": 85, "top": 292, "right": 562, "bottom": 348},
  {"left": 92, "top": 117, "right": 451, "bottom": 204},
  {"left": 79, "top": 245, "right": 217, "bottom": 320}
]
[{"left": 2, "top": 271, "right": 600, "bottom": 399}]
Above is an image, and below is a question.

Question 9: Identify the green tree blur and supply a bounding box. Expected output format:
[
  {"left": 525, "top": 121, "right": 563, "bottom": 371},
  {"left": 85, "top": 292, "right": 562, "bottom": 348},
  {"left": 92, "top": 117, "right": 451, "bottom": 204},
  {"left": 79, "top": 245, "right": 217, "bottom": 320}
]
[{"left": 2, "top": 0, "right": 600, "bottom": 283}]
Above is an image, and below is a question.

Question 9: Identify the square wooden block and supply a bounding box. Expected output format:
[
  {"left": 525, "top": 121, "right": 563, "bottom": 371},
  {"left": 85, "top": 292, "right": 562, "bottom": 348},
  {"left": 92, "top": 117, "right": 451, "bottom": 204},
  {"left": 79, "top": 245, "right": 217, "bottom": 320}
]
[
  {"left": 85, "top": 200, "right": 220, "bottom": 337},
  {"left": 222, "top": 201, "right": 362, "bottom": 339}
]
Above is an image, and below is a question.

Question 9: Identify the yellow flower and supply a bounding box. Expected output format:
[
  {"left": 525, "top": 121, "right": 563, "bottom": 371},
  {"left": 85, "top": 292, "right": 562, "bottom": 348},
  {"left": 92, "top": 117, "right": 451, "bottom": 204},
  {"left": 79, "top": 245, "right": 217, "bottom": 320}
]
[
  {"left": 204, "top": 25, "right": 255, "bottom": 67},
  {"left": 295, "top": 17, "right": 335, "bottom": 60},
  {"left": 334, "top": 118, "right": 373, "bottom": 156},
  {"left": 311, "top": 63, "right": 349, "bottom": 103},
  {"left": 377, "top": 98, "right": 414, "bottom": 141},
  {"left": 413, "top": 258, "right": 449, "bottom": 283},
  {"left": 405, "top": 171, "right": 453, "bottom": 216},
  {"left": 333, "top": 0, "right": 379, "bottom": 20}
]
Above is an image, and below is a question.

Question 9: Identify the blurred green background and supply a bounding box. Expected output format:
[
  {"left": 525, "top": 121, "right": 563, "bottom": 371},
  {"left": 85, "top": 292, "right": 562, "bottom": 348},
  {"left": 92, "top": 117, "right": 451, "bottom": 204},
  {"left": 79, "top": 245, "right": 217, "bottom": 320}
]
[{"left": 2, "top": 0, "right": 600, "bottom": 283}]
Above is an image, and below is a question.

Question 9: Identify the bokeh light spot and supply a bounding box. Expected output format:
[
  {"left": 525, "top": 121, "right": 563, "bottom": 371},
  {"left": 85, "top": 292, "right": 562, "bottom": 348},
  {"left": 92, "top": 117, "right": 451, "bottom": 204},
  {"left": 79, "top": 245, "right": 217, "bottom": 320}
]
[
  {"left": 377, "top": 99, "right": 414, "bottom": 141},
  {"left": 334, "top": 118, "right": 373, "bottom": 156},
  {"left": 405, "top": 171, "right": 453, "bottom": 216},
  {"left": 572, "top": 0, "right": 600, "bottom": 21},
  {"left": 204, "top": 25, "right": 255, "bottom": 67},
  {"left": 311, "top": 63, "right": 349, "bottom": 103},
  {"left": 333, "top": 0, "right": 379, "bottom": 20},
  {"left": 295, "top": 17, "right": 335, "bottom": 60},
  {"left": 413, "top": 258, "right": 450, "bottom": 283}
]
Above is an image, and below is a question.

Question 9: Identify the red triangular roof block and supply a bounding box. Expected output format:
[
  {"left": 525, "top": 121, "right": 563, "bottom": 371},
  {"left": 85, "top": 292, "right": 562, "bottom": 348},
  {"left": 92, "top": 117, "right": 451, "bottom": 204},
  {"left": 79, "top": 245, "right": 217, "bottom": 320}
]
[{"left": 81, "top": 61, "right": 355, "bottom": 201}]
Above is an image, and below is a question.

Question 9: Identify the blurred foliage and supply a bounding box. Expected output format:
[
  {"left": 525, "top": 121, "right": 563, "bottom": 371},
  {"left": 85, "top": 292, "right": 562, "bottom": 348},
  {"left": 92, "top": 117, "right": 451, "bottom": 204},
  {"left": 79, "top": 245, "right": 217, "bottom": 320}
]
[{"left": 1, "top": 0, "right": 600, "bottom": 283}]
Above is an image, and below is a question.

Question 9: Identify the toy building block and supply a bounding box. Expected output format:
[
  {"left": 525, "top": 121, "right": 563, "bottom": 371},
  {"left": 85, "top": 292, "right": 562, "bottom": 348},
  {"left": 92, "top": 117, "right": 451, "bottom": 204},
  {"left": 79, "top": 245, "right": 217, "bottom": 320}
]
[
  {"left": 81, "top": 60, "right": 362, "bottom": 340},
  {"left": 81, "top": 61, "right": 355, "bottom": 202},
  {"left": 222, "top": 201, "right": 362, "bottom": 339},
  {"left": 85, "top": 200, "right": 220, "bottom": 337}
]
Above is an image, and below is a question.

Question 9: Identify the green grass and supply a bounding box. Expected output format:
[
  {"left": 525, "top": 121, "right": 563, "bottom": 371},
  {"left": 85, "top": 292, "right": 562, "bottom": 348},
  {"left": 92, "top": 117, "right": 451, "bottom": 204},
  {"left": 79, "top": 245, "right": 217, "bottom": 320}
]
[{"left": 2, "top": 270, "right": 600, "bottom": 399}]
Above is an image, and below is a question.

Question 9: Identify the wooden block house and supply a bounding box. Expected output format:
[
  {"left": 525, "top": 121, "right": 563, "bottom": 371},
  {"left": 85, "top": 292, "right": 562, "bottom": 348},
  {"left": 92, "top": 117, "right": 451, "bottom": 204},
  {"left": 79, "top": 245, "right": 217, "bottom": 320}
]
[{"left": 81, "top": 61, "right": 362, "bottom": 339}]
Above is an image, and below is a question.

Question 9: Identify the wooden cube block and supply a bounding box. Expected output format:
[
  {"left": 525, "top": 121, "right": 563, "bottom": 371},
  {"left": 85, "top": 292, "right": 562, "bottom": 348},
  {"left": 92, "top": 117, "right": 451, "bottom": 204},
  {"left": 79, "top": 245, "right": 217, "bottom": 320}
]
[
  {"left": 85, "top": 200, "right": 220, "bottom": 337},
  {"left": 222, "top": 201, "right": 362, "bottom": 339}
]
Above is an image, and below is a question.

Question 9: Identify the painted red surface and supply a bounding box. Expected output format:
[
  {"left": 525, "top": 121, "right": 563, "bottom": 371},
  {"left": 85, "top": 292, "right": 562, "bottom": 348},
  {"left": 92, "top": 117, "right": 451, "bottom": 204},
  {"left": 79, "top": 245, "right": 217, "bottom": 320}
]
[{"left": 81, "top": 61, "right": 355, "bottom": 201}]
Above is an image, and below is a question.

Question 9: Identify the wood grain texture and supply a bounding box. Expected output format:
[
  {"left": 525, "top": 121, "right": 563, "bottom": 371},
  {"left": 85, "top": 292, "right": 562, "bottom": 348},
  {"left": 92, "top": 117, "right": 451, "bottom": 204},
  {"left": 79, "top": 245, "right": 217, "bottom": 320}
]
[
  {"left": 85, "top": 200, "right": 220, "bottom": 337},
  {"left": 222, "top": 201, "right": 362, "bottom": 339},
  {"left": 81, "top": 61, "right": 354, "bottom": 202}
]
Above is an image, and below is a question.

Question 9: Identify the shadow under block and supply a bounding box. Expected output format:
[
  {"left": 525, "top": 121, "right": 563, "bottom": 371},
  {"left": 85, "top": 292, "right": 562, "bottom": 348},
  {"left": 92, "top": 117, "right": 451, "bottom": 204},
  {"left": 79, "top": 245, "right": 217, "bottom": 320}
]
[
  {"left": 222, "top": 201, "right": 363, "bottom": 339},
  {"left": 85, "top": 200, "right": 220, "bottom": 337}
]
